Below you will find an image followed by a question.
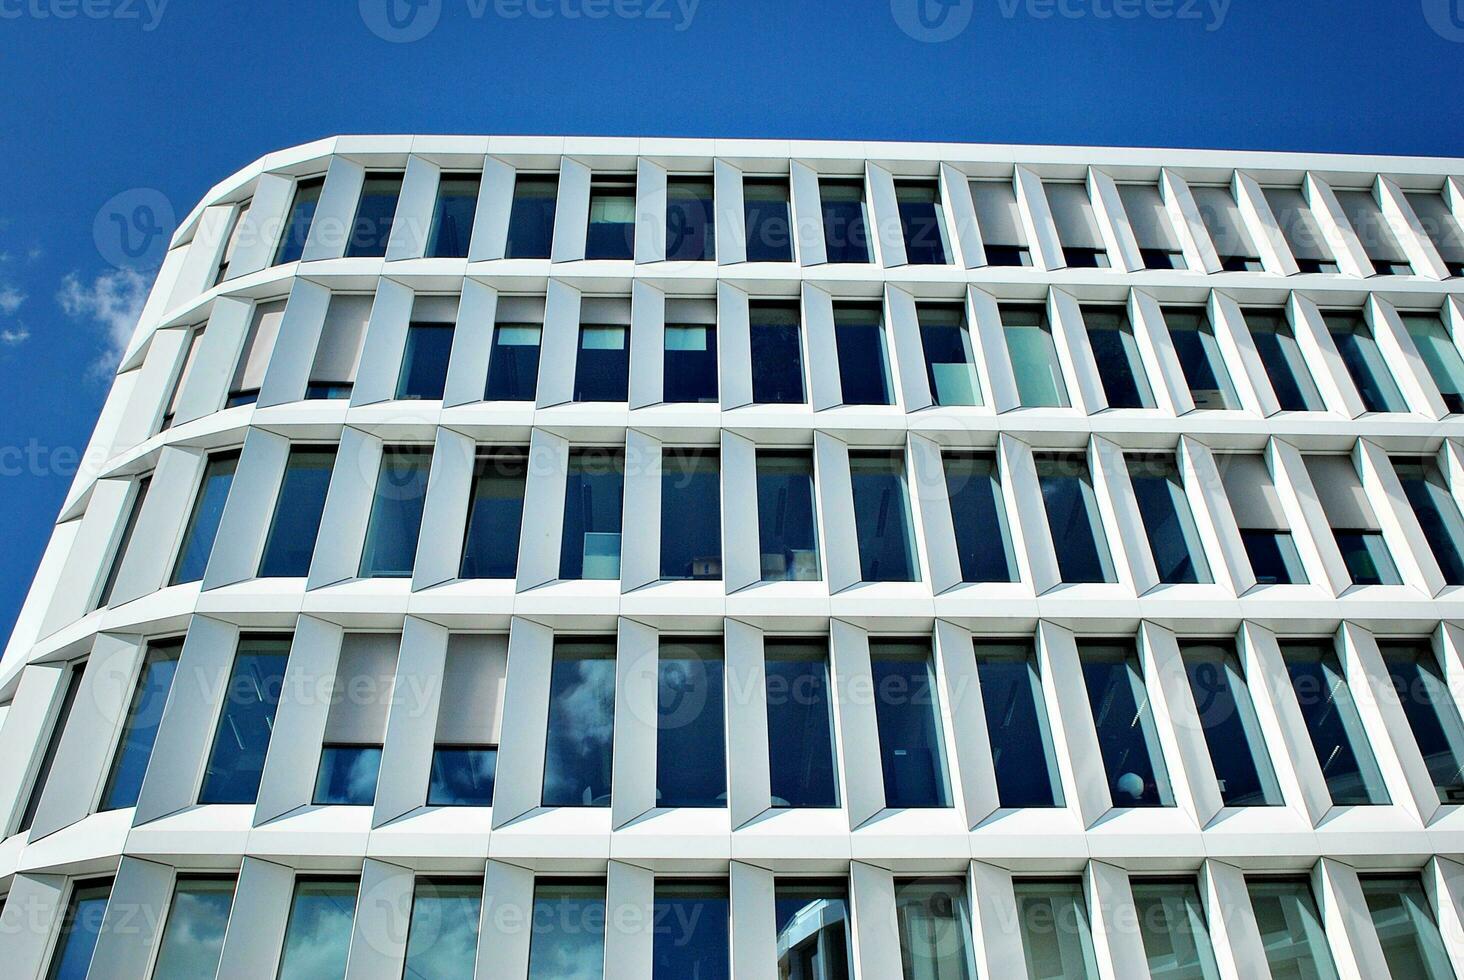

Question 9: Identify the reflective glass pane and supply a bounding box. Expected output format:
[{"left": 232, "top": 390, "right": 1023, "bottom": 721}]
[
  {"left": 542, "top": 640, "right": 615, "bottom": 807},
  {"left": 1081, "top": 641, "right": 1174, "bottom": 807},
  {"left": 199, "top": 636, "right": 291, "bottom": 804},
  {"left": 345, "top": 174, "right": 402, "bottom": 258},
  {"left": 1361, "top": 876, "right": 1457, "bottom": 980},
  {"left": 1181, "top": 641, "right": 1283, "bottom": 807},
  {"left": 1241, "top": 529, "right": 1308, "bottom": 585},
  {"left": 312, "top": 744, "right": 381, "bottom": 805},
  {"left": 1247, "top": 878, "right": 1340, "bottom": 980},
  {"left": 1036, "top": 454, "right": 1114, "bottom": 584},
  {"left": 1127, "top": 455, "right": 1211, "bottom": 585},
  {"left": 585, "top": 181, "right": 635, "bottom": 260},
  {"left": 358, "top": 447, "right": 432, "bottom": 578},
  {"left": 919, "top": 304, "right": 980, "bottom": 406},
  {"left": 505, "top": 176, "right": 558, "bottom": 259},
  {"left": 1083, "top": 306, "right": 1153, "bottom": 409},
  {"left": 820, "top": 180, "right": 870, "bottom": 264},
  {"left": 756, "top": 451, "right": 821, "bottom": 582},
  {"left": 528, "top": 882, "right": 606, "bottom": 979},
  {"left": 44, "top": 881, "right": 111, "bottom": 980},
  {"left": 1166, "top": 307, "right": 1239, "bottom": 410},
  {"left": 1326, "top": 313, "right": 1406, "bottom": 413},
  {"left": 1131, "top": 880, "right": 1222, "bottom": 980},
  {"left": 664, "top": 323, "right": 717, "bottom": 403},
  {"left": 460, "top": 451, "right": 528, "bottom": 579},
  {"left": 1394, "top": 457, "right": 1464, "bottom": 585},
  {"left": 485, "top": 322, "right": 541, "bottom": 401},
  {"left": 560, "top": 448, "right": 624, "bottom": 581},
  {"left": 574, "top": 324, "right": 629, "bottom": 402},
  {"left": 974, "top": 640, "right": 1063, "bottom": 808},
  {"left": 259, "top": 448, "right": 335, "bottom": 577},
  {"left": 775, "top": 881, "right": 851, "bottom": 980},
  {"left": 274, "top": 177, "right": 324, "bottom": 265},
  {"left": 1403, "top": 313, "right": 1464, "bottom": 413},
  {"left": 427, "top": 175, "right": 480, "bottom": 259},
  {"left": 750, "top": 302, "right": 805, "bottom": 404},
  {"left": 834, "top": 304, "right": 892, "bottom": 405},
  {"left": 850, "top": 451, "right": 918, "bottom": 583},
  {"left": 894, "top": 878, "right": 975, "bottom": 980},
  {"left": 428, "top": 746, "right": 497, "bottom": 806},
  {"left": 744, "top": 178, "right": 794, "bottom": 263},
  {"left": 765, "top": 641, "right": 839, "bottom": 808},
  {"left": 276, "top": 878, "right": 357, "bottom": 980},
  {"left": 1334, "top": 529, "right": 1401, "bottom": 586},
  {"left": 396, "top": 322, "right": 454, "bottom": 400},
  {"left": 1014, "top": 879, "right": 1100, "bottom": 980},
  {"left": 660, "top": 449, "right": 722, "bottom": 580},
  {"left": 100, "top": 640, "right": 182, "bottom": 811},
  {"left": 656, "top": 641, "right": 726, "bottom": 807},
  {"left": 1245, "top": 309, "right": 1323, "bottom": 412},
  {"left": 872, "top": 642, "right": 951, "bottom": 809},
  {"left": 1283, "top": 640, "right": 1390, "bottom": 805},
  {"left": 1003, "top": 305, "right": 1070, "bottom": 408},
  {"left": 170, "top": 452, "right": 239, "bottom": 585},
  {"left": 151, "top": 877, "right": 234, "bottom": 980},
  {"left": 403, "top": 879, "right": 482, "bottom": 980},
  {"left": 98, "top": 475, "right": 150, "bottom": 607},
  {"left": 652, "top": 882, "right": 729, "bottom": 980},
  {"left": 1379, "top": 640, "right": 1464, "bottom": 803},
  {"left": 944, "top": 454, "right": 1016, "bottom": 584},
  {"left": 666, "top": 178, "right": 715, "bottom": 261},
  {"left": 897, "top": 182, "right": 950, "bottom": 265},
  {"left": 20, "top": 661, "right": 85, "bottom": 832}
]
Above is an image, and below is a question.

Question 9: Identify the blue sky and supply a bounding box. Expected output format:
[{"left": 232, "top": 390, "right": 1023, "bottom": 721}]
[{"left": 0, "top": 0, "right": 1461, "bottom": 640}]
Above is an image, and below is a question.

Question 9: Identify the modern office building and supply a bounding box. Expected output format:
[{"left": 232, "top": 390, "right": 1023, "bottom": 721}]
[{"left": 2, "top": 135, "right": 1464, "bottom": 978}]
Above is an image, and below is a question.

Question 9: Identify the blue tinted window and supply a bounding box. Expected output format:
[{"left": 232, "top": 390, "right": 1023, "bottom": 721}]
[
  {"left": 750, "top": 302, "right": 804, "bottom": 404},
  {"left": 666, "top": 178, "right": 715, "bottom": 261},
  {"left": 653, "top": 883, "right": 729, "bottom": 980},
  {"left": 396, "top": 322, "right": 454, "bottom": 400},
  {"left": 1362, "top": 876, "right": 1457, "bottom": 980},
  {"left": 1283, "top": 641, "right": 1390, "bottom": 805},
  {"left": 1081, "top": 641, "right": 1174, "bottom": 807},
  {"left": 585, "top": 180, "right": 635, "bottom": 260},
  {"left": 426, "top": 175, "right": 480, "bottom": 258},
  {"left": 1248, "top": 879, "right": 1339, "bottom": 980},
  {"left": 775, "top": 881, "right": 851, "bottom": 979},
  {"left": 664, "top": 323, "right": 717, "bottom": 403},
  {"left": 170, "top": 451, "right": 239, "bottom": 585},
  {"left": 1131, "top": 880, "right": 1222, "bottom": 980},
  {"left": 1334, "top": 530, "right": 1400, "bottom": 586},
  {"left": 765, "top": 641, "right": 839, "bottom": 808},
  {"left": 1379, "top": 641, "right": 1464, "bottom": 803},
  {"left": 574, "top": 324, "right": 629, "bottom": 402},
  {"left": 1394, "top": 457, "right": 1464, "bottom": 585},
  {"left": 199, "top": 636, "right": 290, "bottom": 804},
  {"left": 359, "top": 446, "right": 432, "bottom": 578},
  {"left": 1083, "top": 306, "right": 1152, "bottom": 409},
  {"left": 428, "top": 747, "right": 496, "bottom": 806},
  {"left": 258, "top": 448, "right": 335, "bottom": 578},
  {"left": 744, "top": 178, "right": 794, "bottom": 262},
  {"left": 1403, "top": 313, "right": 1464, "bottom": 414},
  {"left": 97, "top": 475, "right": 150, "bottom": 608},
  {"left": 542, "top": 640, "right": 615, "bottom": 807},
  {"left": 1036, "top": 454, "right": 1114, "bottom": 584},
  {"left": 151, "top": 877, "right": 234, "bottom": 980},
  {"left": 834, "top": 304, "right": 892, "bottom": 405},
  {"left": 1241, "top": 530, "right": 1308, "bottom": 585},
  {"left": 919, "top": 304, "right": 980, "bottom": 406},
  {"left": 20, "top": 662, "right": 85, "bottom": 832},
  {"left": 460, "top": 451, "right": 528, "bottom": 580},
  {"left": 313, "top": 745, "right": 381, "bottom": 806},
  {"left": 528, "top": 882, "right": 606, "bottom": 979},
  {"left": 1245, "top": 309, "right": 1323, "bottom": 411},
  {"left": 1166, "top": 307, "right": 1239, "bottom": 410},
  {"left": 345, "top": 174, "right": 402, "bottom": 258},
  {"left": 276, "top": 878, "right": 357, "bottom": 980},
  {"left": 872, "top": 642, "right": 951, "bottom": 809},
  {"left": 1182, "top": 641, "right": 1283, "bottom": 807},
  {"left": 403, "top": 879, "right": 482, "bottom": 980},
  {"left": 1003, "top": 304, "right": 1070, "bottom": 408},
  {"left": 273, "top": 176, "right": 324, "bottom": 265},
  {"left": 1128, "top": 454, "right": 1211, "bottom": 585},
  {"left": 560, "top": 448, "right": 624, "bottom": 581},
  {"left": 661, "top": 449, "right": 721, "bottom": 580},
  {"left": 656, "top": 641, "right": 726, "bottom": 808},
  {"left": 895, "top": 878, "right": 975, "bottom": 980},
  {"left": 505, "top": 176, "right": 558, "bottom": 259},
  {"left": 44, "top": 881, "right": 111, "bottom": 980},
  {"left": 819, "top": 179, "right": 870, "bottom": 263},
  {"left": 974, "top": 641, "right": 1063, "bottom": 808},
  {"left": 1014, "top": 879, "right": 1100, "bottom": 979},
  {"left": 945, "top": 453, "right": 1016, "bottom": 583},
  {"left": 896, "top": 182, "right": 950, "bottom": 265},
  {"left": 99, "top": 641, "right": 181, "bottom": 811},
  {"left": 1326, "top": 312, "right": 1406, "bottom": 413},
  {"left": 757, "top": 450, "right": 821, "bottom": 582},
  {"left": 850, "top": 451, "right": 918, "bottom": 583},
  {"left": 485, "top": 323, "right": 541, "bottom": 401}
]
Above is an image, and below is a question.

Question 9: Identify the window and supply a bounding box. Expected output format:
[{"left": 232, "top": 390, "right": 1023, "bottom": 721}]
[
  {"left": 1264, "top": 186, "right": 1340, "bottom": 273},
  {"left": 819, "top": 178, "right": 871, "bottom": 264},
  {"left": 19, "top": 661, "right": 86, "bottom": 833},
  {"left": 1118, "top": 183, "right": 1186, "bottom": 270},
  {"left": 150, "top": 877, "right": 234, "bottom": 980},
  {"left": 308, "top": 743, "right": 378, "bottom": 806},
  {"left": 1045, "top": 181, "right": 1109, "bottom": 268},
  {"left": 258, "top": 447, "right": 335, "bottom": 578},
  {"left": 894, "top": 878, "right": 975, "bottom": 980},
  {"left": 527, "top": 881, "right": 606, "bottom": 979},
  {"left": 198, "top": 635, "right": 291, "bottom": 804},
  {"left": 653, "top": 882, "right": 729, "bottom": 980},
  {"left": 756, "top": 450, "right": 821, "bottom": 582},
  {"left": 974, "top": 640, "right": 1063, "bottom": 808},
  {"left": 96, "top": 474, "right": 150, "bottom": 608},
  {"left": 403, "top": 878, "right": 482, "bottom": 980},
  {"left": 1394, "top": 456, "right": 1464, "bottom": 585},
  {"left": 661, "top": 449, "right": 722, "bottom": 581},
  {"left": 1337, "top": 188, "right": 1413, "bottom": 275},
  {"left": 944, "top": 453, "right": 1016, "bottom": 583},
  {"left": 1127, "top": 453, "right": 1212, "bottom": 585},
  {"left": 1080, "top": 640, "right": 1173, "bottom": 807},
  {"left": 663, "top": 298, "right": 718, "bottom": 403},
  {"left": 160, "top": 324, "right": 204, "bottom": 430},
  {"left": 215, "top": 199, "right": 250, "bottom": 284},
  {"left": 1082, "top": 305, "right": 1153, "bottom": 409},
  {"left": 273, "top": 175, "right": 324, "bottom": 265},
  {"left": 460, "top": 450, "right": 528, "bottom": 580},
  {"left": 485, "top": 296, "right": 544, "bottom": 401},
  {"left": 98, "top": 639, "right": 182, "bottom": 811},
  {"left": 276, "top": 878, "right": 358, "bottom": 980},
  {"left": 312, "top": 633, "right": 397, "bottom": 806},
  {"left": 1181, "top": 640, "right": 1283, "bottom": 807},
  {"left": 666, "top": 177, "right": 715, "bottom": 261},
  {"left": 896, "top": 180, "right": 950, "bottom": 265},
  {"left": 1165, "top": 306, "right": 1239, "bottom": 410},
  {"left": 505, "top": 174, "right": 558, "bottom": 259},
  {"left": 574, "top": 299, "right": 630, "bottom": 402},
  {"left": 1378, "top": 640, "right": 1464, "bottom": 803},
  {"left": 43, "top": 880, "right": 111, "bottom": 980},
  {"left": 764, "top": 640, "right": 839, "bottom": 808},
  {"left": 1002, "top": 304, "right": 1070, "bottom": 408},
  {"left": 871, "top": 641, "right": 951, "bottom": 808},
  {"left": 542, "top": 639, "right": 615, "bottom": 807},
  {"left": 585, "top": 177, "right": 635, "bottom": 260},
  {"left": 1014, "top": 879, "right": 1100, "bottom": 980},
  {"left": 1304, "top": 454, "right": 1400, "bottom": 586},
  {"left": 426, "top": 174, "right": 480, "bottom": 258},
  {"left": 428, "top": 635, "right": 506, "bottom": 807},
  {"left": 1191, "top": 184, "right": 1263, "bottom": 270},
  {"left": 1244, "top": 308, "right": 1324, "bottom": 411},
  {"left": 358, "top": 446, "right": 432, "bottom": 579},
  {"left": 744, "top": 176, "right": 795, "bottom": 262},
  {"left": 850, "top": 450, "right": 919, "bottom": 583},
  {"left": 1283, "top": 639, "right": 1390, "bottom": 805},
  {"left": 1325, "top": 312, "right": 1406, "bottom": 412},
  {"left": 1035, "top": 453, "right": 1114, "bottom": 584},
  {"left": 560, "top": 448, "right": 624, "bottom": 581},
  {"left": 656, "top": 640, "right": 725, "bottom": 808},
  {"left": 970, "top": 178, "right": 1032, "bottom": 266},
  {"left": 345, "top": 173, "right": 403, "bottom": 258},
  {"left": 1362, "top": 876, "right": 1458, "bottom": 980},
  {"left": 1247, "top": 878, "right": 1340, "bottom": 980},
  {"left": 1406, "top": 190, "right": 1464, "bottom": 277},
  {"left": 307, "top": 293, "right": 372, "bottom": 399},
  {"left": 396, "top": 320, "right": 455, "bottom": 400},
  {"left": 750, "top": 301, "right": 805, "bottom": 404},
  {"left": 1402, "top": 312, "right": 1464, "bottom": 413},
  {"left": 170, "top": 450, "right": 239, "bottom": 586},
  {"left": 919, "top": 303, "right": 980, "bottom": 406},
  {"left": 226, "top": 298, "right": 285, "bottom": 407},
  {"left": 775, "top": 881, "right": 851, "bottom": 979},
  {"left": 1131, "top": 879, "right": 1223, "bottom": 980},
  {"left": 832, "top": 303, "right": 893, "bottom": 406},
  {"left": 1218, "top": 453, "right": 1307, "bottom": 585}
]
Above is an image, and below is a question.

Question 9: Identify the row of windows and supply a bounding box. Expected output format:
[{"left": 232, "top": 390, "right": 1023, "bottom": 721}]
[
  {"left": 27, "top": 860, "right": 1460, "bottom": 980},
  {"left": 164, "top": 283, "right": 1464, "bottom": 425},
  {"left": 227, "top": 159, "right": 1464, "bottom": 278}
]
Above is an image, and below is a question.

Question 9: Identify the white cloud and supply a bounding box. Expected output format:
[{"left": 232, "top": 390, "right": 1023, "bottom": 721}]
[
  {"left": 1, "top": 325, "right": 30, "bottom": 345},
  {"left": 57, "top": 268, "right": 149, "bottom": 373},
  {"left": 0, "top": 283, "right": 26, "bottom": 316}
]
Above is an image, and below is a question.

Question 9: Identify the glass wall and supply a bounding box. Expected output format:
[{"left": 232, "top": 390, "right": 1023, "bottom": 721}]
[
  {"left": 1393, "top": 456, "right": 1464, "bottom": 585},
  {"left": 1165, "top": 306, "right": 1239, "bottom": 410},
  {"left": 43, "top": 880, "right": 111, "bottom": 980},
  {"left": 1245, "top": 309, "right": 1324, "bottom": 411},
  {"left": 1080, "top": 641, "right": 1174, "bottom": 807},
  {"left": 1003, "top": 304, "right": 1070, "bottom": 408},
  {"left": 273, "top": 176, "right": 324, "bottom": 265},
  {"left": 833, "top": 303, "right": 893, "bottom": 406},
  {"left": 275, "top": 878, "right": 358, "bottom": 980},
  {"left": 750, "top": 301, "right": 805, "bottom": 404},
  {"left": 652, "top": 882, "right": 730, "bottom": 980},
  {"left": 1402, "top": 312, "right": 1464, "bottom": 413},
  {"left": 666, "top": 177, "right": 715, "bottom": 261},
  {"left": 345, "top": 173, "right": 403, "bottom": 258},
  {"left": 585, "top": 178, "right": 636, "bottom": 260},
  {"left": 756, "top": 450, "right": 821, "bottom": 582},
  {"left": 919, "top": 303, "right": 980, "bottom": 406},
  {"left": 505, "top": 174, "right": 558, "bottom": 259},
  {"left": 1361, "top": 876, "right": 1458, "bottom": 980},
  {"left": 1083, "top": 305, "right": 1152, "bottom": 409},
  {"left": 1035, "top": 453, "right": 1115, "bottom": 584},
  {"left": 1127, "top": 454, "right": 1211, "bottom": 585},
  {"left": 358, "top": 446, "right": 432, "bottom": 578},
  {"left": 527, "top": 881, "right": 606, "bottom": 979},
  {"left": 395, "top": 321, "right": 455, "bottom": 400},
  {"left": 1325, "top": 312, "right": 1406, "bottom": 413},
  {"left": 402, "top": 878, "right": 482, "bottom": 980},
  {"left": 426, "top": 174, "right": 480, "bottom": 258},
  {"left": 896, "top": 181, "right": 951, "bottom": 265},
  {"left": 974, "top": 640, "right": 1063, "bottom": 808},
  {"left": 944, "top": 453, "right": 1016, "bottom": 584},
  {"left": 819, "top": 179, "right": 871, "bottom": 264},
  {"left": 1378, "top": 639, "right": 1464, "bottom": 802},
  {"left": 764, "top": 640, "right": 839, "bottom": 808},
  {"left": 150, "top": 877, "right": 235, "bottom": 980},
  {"left": 656, "top": 640, "right": 726, "bottom": 808},
  {"left": 542, "top": 639, "right": 616, "bottom": 807},
  {"left": 560, "top": 448, "right": 624, "bottom": 581},
  {"left": 744, "top": 177, "right": 795, "bottom": 262},
  {"left": 871, "top": 641, "right": 951, "bottom": 808},
  {"left": 775, "top": 880, "right": 851, "bottom": 979}
]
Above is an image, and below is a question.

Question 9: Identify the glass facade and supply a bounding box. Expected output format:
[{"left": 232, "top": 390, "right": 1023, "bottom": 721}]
[
  {"left": 744, "top": 177, "right": 795, "bottom": 262},
  {"left": 764, "top": 640, "right": 839, "bottom": 808},
  {"left": 396, "top": 321, "right": 455, "bottom": 400},
  {"left": 1248, "top": 878, "right": 1340, "bottom": 980},
  {"left": 1326, "top": 312, "right": 1406, "bottom": 412},
  {"left": 258, "top": 447, "right": 335, "bottom": 578},
  {"left": 426, "top": 174, "right": 480, "bottom": 258},
  {"left": 312, "top": 744, "right": 382, "bottom": 805},
  {"left": 345, "top": 173, "right": 403, "bottom": 258},
  {"left": 1378, "top": 640, "right": 1464, "bottom": 802},
  {"left": 652, "top": 882, "right": 730, "bottom": 980},
  {"left": 585, "top": 179, "right": 636, "bottom": 260},
  {"left": 1283, "top": 640, "right": 1391, "bottom": 805},
  {"left": 1131, "top": 879, "right": 1222, "bottom": 980},
  {"left": 974, "top": 640, "right": 1064, "bottom": 808},
  {"left": 896, "top": 181, "right": 951, "bottom": 265},
  {"left": 1245, "top": 308, "right": 1324, "bottom": 411},
  {"left": 1036, "top": 453, "right": 1115, "bottom": 584},
  {"left": 819, "top": 179, "right": 871, "bottom": 263},
  {"left": 660, "top": 449, "right": 722, "bottom": 580},
  {"left": 850, "top": 450, "right": 919, "bottom": 582},
  {"left": 199, "top": 636, "right": 291, "bottom": 804},
  {"left": 663, "top": 321, "right": 717, "bottom": 403},
  {"left": 1003, "top": 304, "right": 1070, "bottom": 408},
  {"left": 1361, "top": 876, "right": 1458, "bottom": 980},
  {"left": 871, "top": 641, "right": 951, "bottom": 809},
  {"left": 273, "top": 176, "right": 324, "bottom": 265},
  {"left": 485, "top": 322, "right": 541, "bottom": 401},
  {"left": 666, "top": 177, "right": 715, "bottom": 261},
  {"left": 402, "top": 878, "right": 482, "bottom": 980},
  {"left": 1165, "top": 306, "right": 1239, "bottom": 410},
  {"left": 43, "top": 881, "right": 111, "bottom": 980},
  {"left": 574, "top": 323, "right": 630, "bottom": 402},
  {"left": 151, "top": 878, "right": 234, "bottom": 980},
  {"left": 170, "top": 451, "right": 239, "bottom": 586},
  {"left": 460, "top": 450, "right": 528, "bottom": 579},
  {"left": 505, "top": 175, "right": 558, "bottom": 259},
  {"left": 1083, "top": 305, "right": 1153, "bottom": 409},
  {"left": 276, "top": 878, "right": 358, "bottom": 980},
  {"left": 560, "top": 448, "right": 624, "bottom": 581},
  {"left": 750, "top": 301, "right": 805, "bottom": 404},
  {"left": 1081, "top": 641, "right": 1174, "bottom": 807},
  {"left": 919, "top": 303, "right": 981, "bottom": 406},
  {"left": 894, "top": 878, "right": 975, "bottom": 980},
  {"left": 527, "top": 882, "right": 606, "bottom": 979},
  {"left": 756, "top": 450, "right": 821, "bottom": 582},
  {"left": 1127, "top": 454, "right": 1212, "bottom": 585},
  {"left": 1181, "top": 641, "right": 1283, "bottom": 807},
  {"left": 1394, "top": 456, "right": 1464, "bottom": 585},
  {"left": 944, "top": 453, "right": 1016, "bottom": 583},
  {"left": 542, "top": 640, "right": 616, "bottom": 807},
  {"left": 1403, "top": 312, "right": 1464, "bottom": 413},
  {"left": 656, "top": 640, "right": 726, "bottom": 807},
  {"left": 1015, "top": 879, "right": 1100, "bottom": 980},
  {"left": 98, "top": 640, "right": 182, "bottom": 811},
  {"left": 775, "top": 881, "right": 851, "bottom": 979},
  {"left": 358, "top": 446, "right": 432, "bottom": 578},
  {"left": 833, "top": 303, "right": 893, "bottom": 406}
]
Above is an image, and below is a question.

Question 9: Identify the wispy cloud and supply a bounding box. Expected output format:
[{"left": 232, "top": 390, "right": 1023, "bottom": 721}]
[
  {"left": 57, "top": 268, "right": 148, "bottom": 374},
  {"left": 0, "top": 284, "right": 24, "bottom": 316},
  {"left": 1, "top": 326, "right": 30, "bottom": 345}
]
